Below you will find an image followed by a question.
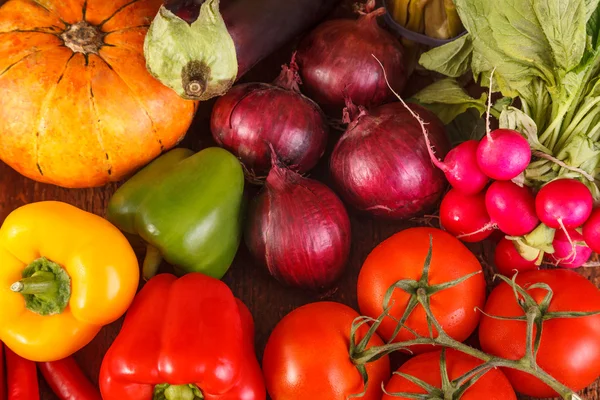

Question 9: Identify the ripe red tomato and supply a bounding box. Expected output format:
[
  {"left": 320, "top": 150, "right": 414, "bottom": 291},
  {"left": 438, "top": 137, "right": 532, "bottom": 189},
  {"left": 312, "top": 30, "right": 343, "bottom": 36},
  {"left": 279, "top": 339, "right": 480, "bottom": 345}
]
[
  {"left": 382, "top": 349, "right": 516, "bottom": 400},
  {"left": 357, "top": 227, "right": 486, "bottom": 353},
  {"left": 479, "top": 269, "right": 600, "bottom": 397},
  {"left": 262, "top": 302, "right": 390, "bottom": 400},
  {"left": 494, "top": 238, "right": 539, "bottom": 276}
]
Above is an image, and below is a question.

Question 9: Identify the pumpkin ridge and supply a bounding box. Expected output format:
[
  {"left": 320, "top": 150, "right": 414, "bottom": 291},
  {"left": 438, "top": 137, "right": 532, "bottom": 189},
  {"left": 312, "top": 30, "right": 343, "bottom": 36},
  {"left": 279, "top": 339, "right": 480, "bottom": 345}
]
[
  {"left": 0, "top": 48, "right": 48, "bottom": 80},
  {"left": 31, "top": 0, "right": 69, "bottom": 27},
  {"left": 104, "top": 26, "right": 149, "bottom": 54},
  {"left": 88, "top": 79, "right": 113, "bottom": 178},
  {"left": 97, "top": 0, "right": 143, "bottom": 29},
  {"left": 94, "top": 53, "right": 162, "bottom": 151},
  {"left": 33, "top": 51, "right": 77, "bottom": 177},
  {"left": 0, "top": 28, "right": 62, "bottom": 35},
  {"left": 82, "top": 0, "right": 88, "bottom": 20},
  {"left": 104, "top": 24, "right": 150, "bottom": 34}
]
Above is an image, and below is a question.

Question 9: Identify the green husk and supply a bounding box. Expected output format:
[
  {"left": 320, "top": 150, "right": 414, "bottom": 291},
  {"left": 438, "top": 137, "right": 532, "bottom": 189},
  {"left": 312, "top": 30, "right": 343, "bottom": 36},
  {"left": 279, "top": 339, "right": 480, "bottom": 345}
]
[{"left": 144, "top": 0, "right": 238, "bottom": 100}]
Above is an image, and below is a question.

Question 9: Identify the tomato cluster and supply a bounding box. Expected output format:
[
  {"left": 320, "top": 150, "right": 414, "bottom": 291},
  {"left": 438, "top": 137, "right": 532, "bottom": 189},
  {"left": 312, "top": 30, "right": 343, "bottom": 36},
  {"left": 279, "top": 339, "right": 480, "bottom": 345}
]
[{"left": 262, "top": 227, "right": 600, "bottom": 399}]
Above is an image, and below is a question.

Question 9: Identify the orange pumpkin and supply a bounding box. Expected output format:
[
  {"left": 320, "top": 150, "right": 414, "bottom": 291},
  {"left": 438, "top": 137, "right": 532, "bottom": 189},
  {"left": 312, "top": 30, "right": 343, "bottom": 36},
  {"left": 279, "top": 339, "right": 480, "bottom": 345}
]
[{"left": 0, "top": 0, "right": 197, "bottom": 188}]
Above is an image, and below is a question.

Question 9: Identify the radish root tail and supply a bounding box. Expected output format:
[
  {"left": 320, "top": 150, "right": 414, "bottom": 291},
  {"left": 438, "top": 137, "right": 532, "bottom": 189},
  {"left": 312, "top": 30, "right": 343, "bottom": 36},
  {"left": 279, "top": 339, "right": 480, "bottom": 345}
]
[
  {"left": 456, "top": 222, "right": 497, "bottom": 239},
  {"left": 485, "top": 67, "right": 497, "bottom": 141},
  {"left": 557, "top": 218, "right": 578, "bottom": 265},
  {"left": 372, "top": 54, "right": 447, "bottom": 172}
]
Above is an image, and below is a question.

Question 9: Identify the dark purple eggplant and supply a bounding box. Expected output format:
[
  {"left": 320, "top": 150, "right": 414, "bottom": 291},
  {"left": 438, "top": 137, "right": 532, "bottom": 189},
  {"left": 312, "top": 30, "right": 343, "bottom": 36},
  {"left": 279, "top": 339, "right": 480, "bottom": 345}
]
[{"left": 145, "top": 0, "right": 341, "bottom": 100}]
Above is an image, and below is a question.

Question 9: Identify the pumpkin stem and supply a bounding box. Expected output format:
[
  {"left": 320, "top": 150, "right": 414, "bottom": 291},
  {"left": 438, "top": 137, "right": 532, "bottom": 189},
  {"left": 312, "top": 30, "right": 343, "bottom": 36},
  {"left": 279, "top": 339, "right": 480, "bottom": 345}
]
[{"left": 61, "top": 21, "right": 105, "bottom": 55}]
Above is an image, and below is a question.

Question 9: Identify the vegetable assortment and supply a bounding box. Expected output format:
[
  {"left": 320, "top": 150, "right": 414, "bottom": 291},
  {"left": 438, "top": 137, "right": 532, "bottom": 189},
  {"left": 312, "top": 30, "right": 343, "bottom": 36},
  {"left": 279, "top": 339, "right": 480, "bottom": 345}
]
[{"left": 2, "top": 0, "right": 600, "bottom": 399}]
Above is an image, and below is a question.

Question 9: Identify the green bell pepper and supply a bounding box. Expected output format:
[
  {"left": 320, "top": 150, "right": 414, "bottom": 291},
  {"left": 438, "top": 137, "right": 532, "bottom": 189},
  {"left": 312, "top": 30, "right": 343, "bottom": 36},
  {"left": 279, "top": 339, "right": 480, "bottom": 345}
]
[{"left": 106, "top": 147, "right": 245, "bottom": 280}]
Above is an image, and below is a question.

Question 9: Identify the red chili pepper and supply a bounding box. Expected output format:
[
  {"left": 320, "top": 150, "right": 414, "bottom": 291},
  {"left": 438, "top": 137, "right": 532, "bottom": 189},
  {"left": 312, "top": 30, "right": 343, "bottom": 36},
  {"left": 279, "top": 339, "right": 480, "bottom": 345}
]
[
  {"left": 38, "top": 357, "right": 101, "bottom": 400},
  {"left": 5, "top": 346, "right": 38, "bottom": 400},
  {"left": 99, "top": 273, "right": 266, "bottom": 400},
  {"left": 1, "top": 342, "right": 6, "bottom": 400}
]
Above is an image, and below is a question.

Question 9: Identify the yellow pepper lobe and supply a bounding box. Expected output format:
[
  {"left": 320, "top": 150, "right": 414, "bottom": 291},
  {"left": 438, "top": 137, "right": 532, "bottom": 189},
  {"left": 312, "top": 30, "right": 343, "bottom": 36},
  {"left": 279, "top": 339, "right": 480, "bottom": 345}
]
[{"left": 0, "top": 201, "right": 140, "bottom": 362}]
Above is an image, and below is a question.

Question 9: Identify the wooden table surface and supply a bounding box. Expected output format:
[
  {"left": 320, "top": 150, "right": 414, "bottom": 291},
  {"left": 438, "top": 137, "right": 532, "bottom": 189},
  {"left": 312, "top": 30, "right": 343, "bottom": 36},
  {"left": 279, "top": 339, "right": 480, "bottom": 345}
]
[{"left": 1, "top": 2, "right": 600, "bottom": 399}]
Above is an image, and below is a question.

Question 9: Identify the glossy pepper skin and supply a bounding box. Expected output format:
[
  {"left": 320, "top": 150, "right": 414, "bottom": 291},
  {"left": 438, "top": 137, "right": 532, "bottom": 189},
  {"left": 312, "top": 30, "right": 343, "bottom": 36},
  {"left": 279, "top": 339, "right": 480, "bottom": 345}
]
[
  {"left": 99, "top": 273, "right": 266, "bottom": 400},
  {"left": 0, "top": 201, "right": 139, "bottom": 362},
  {"left": 107, "top": 147, "right": 245, "bottom": 280}
]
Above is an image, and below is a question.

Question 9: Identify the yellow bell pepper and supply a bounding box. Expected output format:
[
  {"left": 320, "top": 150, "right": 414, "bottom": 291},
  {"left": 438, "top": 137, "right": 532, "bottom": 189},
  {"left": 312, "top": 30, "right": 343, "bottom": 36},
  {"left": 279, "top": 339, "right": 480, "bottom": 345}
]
[{"left": 0, "top": 201, "right": 139, "bottom": 362}]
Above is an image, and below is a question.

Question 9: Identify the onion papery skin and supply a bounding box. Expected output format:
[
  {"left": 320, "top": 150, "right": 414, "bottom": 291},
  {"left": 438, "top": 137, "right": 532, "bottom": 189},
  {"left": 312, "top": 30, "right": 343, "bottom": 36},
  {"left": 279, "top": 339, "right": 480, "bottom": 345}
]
[
  {"left": 295, "top": 8, "right": 406, "bottom": 113},
  {"left": 245, "top": 165, "right": 352, "bottom": 290},
  {"left": 211, "top": 77, "right": 328, "bottom": 177},
  {"left": 330, "top": 102, "right": 450, "bottom": 219}
]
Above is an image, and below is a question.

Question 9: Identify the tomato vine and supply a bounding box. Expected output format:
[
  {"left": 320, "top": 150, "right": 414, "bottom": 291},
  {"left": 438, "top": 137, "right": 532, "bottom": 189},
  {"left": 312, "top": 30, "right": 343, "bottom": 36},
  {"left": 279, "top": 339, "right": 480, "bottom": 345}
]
[{"left": 348, "top": 236, "right": 599, "bottom": 400}]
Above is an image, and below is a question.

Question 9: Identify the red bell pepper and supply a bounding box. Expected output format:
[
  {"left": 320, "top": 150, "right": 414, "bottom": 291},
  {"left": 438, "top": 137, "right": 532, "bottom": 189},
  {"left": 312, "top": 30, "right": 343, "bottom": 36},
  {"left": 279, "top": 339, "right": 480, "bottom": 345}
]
[
  {"left": 99, "top": 273, "right": 266, "bottom": 400},
  {"left": 38, "top": 357, "right": 101, "bottom": 400},
  {"left": 5, "top": 346, "right": 38, "bottom": 400}
]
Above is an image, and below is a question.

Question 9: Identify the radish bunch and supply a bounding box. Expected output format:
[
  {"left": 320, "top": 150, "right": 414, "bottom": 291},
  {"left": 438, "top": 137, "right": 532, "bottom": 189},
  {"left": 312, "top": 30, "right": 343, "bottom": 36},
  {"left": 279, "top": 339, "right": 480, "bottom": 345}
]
[
  {"left": 431, "top": 127, "right": 597, "bottom": 272},
  {"left": 382, "top": 63, "right": 598, "bottom": 273},
  {"left": 436, "top": 127, "right": 534, "bottom": 244}
]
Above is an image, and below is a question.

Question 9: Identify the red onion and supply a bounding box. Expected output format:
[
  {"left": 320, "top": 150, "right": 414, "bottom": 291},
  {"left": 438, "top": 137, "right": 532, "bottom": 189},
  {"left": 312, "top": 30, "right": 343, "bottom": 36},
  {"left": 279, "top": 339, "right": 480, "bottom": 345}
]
[
  {"left": 330, "top": 101, "right": 450, "bottom": 219},
  {"left": 245, "top": 157, "right": 351, "bottom": 290},
  {"left": 295, "top": 0, "right": 406, "bottom": 112},
  {"left": 211, "top": 60, "right": 329, "bottom": 178}
]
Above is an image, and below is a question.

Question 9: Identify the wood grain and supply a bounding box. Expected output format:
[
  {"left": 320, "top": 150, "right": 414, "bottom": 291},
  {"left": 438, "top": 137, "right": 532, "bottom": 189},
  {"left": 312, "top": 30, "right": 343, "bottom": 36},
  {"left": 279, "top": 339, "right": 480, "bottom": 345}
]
[{"left": 0, "top": 2, "right": 599, "bottom": 400}]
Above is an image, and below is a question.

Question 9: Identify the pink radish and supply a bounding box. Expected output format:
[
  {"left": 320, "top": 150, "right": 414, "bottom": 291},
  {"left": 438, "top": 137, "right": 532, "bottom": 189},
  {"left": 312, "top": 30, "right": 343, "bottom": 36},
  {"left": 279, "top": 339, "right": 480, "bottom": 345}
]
[
  {"left": 485, "top": 181, "right": 539, "bottom": 236},
  {"left": 424, "top": 139, "right": 489, "bottom": 195},
  {"left": 440, "top": 188, "right": 495, "bottom": 243},
  {"left": 494, "top": 238, "right": 539, "bottom": 276},
  {"left": 476, "top": 67, "right": 531, "bottom": 181},
  {"left": 476, "top": 129, "right": 531, "bottom": 180},
  {"left": 535, "top": 178, "right": 593, "bottom": 229},
  {"left": 583, "top": 208, "right": 600, "bottom": 253},
  {"left": 546, "top": 228, "right": 592, "bottom": 268}
]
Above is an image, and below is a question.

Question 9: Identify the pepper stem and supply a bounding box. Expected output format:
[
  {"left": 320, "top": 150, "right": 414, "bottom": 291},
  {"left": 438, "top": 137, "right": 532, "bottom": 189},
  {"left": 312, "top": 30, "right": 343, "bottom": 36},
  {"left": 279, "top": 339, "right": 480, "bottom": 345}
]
[
  {"left": 143, "top": 244, "right": 163, "bottom": 281},
  {"left": 153, "top": 383, "right": 204, "bottom": 400},
  {"left": 11, "top": 257, "right": 71, "bottom": 316},
  {"left": 11, "top": 271, "right": 58, "bottom": 294}
]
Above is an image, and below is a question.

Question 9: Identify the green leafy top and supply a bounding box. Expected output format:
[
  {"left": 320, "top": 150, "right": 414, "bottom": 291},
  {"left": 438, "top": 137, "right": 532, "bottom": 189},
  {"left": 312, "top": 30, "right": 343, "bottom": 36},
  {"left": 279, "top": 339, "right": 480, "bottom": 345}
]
[{"left": 414, "top": 0, "right": 600, "bottom": 197}]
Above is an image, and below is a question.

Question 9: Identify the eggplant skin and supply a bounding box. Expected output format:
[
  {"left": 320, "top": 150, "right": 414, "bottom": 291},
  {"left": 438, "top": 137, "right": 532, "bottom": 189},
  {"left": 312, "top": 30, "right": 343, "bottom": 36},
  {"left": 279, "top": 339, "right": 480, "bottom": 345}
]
[{"left": 223, "top": 0, "right": 342, "bottom": 76}]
